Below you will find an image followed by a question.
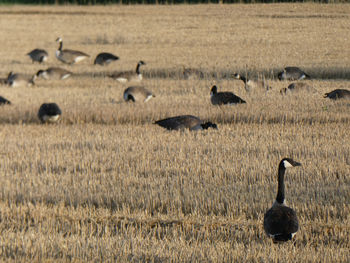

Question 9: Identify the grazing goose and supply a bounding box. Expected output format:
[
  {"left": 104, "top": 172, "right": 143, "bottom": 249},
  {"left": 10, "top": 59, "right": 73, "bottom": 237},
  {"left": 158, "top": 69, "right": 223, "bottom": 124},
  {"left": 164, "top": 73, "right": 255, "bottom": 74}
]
[
  {"left": 38, "top": 103, "right": 62, "bottom": 123},
  {"left": 55, "top": 37, "right": 89, "bottom": 64},
  {"left": 35, "top": 67, "right": 72, "bottom": 80},
  {"left": 233, "top": 73, "right": 272, "bottom": 92},
  {"left": 7, "top": 72, "right": 35, "bottom": 87},
  {"left": 280, "top": 82, "right": 315, "bottom": 95},
  {"left": 324, "top": 89, "right": 350, "bottom": 100},
  {"left": 278, "top": 67, "right": 310, "bottom": 81},
  {"left": 94, "top": 52, "right": 119, "bottom": 65},
  {"left": 264, "top": 158, "right": 302, "bottom": 243},
  {"left": 0, "top": 96, "right": 11, "bottom": 105},
  {"left": 110, "top": 61, "right": 146, "bottom": 83},
  {"left": 210, "top": 85, "right": 246, "bottom": 105},
  {"left": 27, "top": 49, "right": 48, "bottom": 63},
  {"left": 155, "top": 115, "right": 217, "bottom": 131},
  {"left": 123, "top": 86, "right": 155, "bottom": 103}
]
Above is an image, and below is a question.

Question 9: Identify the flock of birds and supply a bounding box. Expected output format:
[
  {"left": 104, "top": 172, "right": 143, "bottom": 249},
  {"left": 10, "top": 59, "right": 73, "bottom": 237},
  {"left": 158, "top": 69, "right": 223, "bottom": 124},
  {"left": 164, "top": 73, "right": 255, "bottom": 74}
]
[
  {"left": 1, "top": 37, "right": 349, "bottom": 126},
  {"left": 0, "top": 37, "right": 348, "bottom": 243},
  {"left": 1, "top": 37, "right": 350, "bottom": 126}
]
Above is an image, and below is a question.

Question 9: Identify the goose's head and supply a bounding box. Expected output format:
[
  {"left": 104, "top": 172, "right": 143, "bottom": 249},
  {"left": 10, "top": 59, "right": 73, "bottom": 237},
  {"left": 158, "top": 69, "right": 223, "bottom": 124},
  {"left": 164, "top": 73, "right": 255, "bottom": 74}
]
[
  {"left": 277, "top": 71, "right": 285, "bottom": 80},
  {"left": 36, "top": 70, "right": 44, "bottom": 77},
  {"left": 210, "top": 85, "right": 218, "bottom": 96},
  {"left": 126, "top": 94, "right": 135, "bottom": 102},
  {"left": 201, "top": 122, "right": 218, "bottom": 130},
  {"left": 280, "top": 158, "right": 302, "bottom": 169},
  {"left": 233, "top": 73, "right": 240, "bottom": 79},
  {"left": 56, "top": 37, "right": 62, "bottom": 43}
]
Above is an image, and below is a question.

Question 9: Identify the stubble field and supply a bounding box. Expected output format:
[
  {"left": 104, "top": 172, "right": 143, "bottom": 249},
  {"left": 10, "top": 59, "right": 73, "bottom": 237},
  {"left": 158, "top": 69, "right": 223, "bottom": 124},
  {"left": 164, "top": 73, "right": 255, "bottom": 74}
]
[{"left": 0, "top": 3, "right": 349, "bottom": 262}]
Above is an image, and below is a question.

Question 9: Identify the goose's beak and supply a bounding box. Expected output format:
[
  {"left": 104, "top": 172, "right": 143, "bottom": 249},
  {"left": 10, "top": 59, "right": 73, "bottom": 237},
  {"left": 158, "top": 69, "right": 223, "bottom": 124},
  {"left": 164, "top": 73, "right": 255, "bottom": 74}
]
[{"left": 293, "top": 161, "right": 302, "bottom": 167}]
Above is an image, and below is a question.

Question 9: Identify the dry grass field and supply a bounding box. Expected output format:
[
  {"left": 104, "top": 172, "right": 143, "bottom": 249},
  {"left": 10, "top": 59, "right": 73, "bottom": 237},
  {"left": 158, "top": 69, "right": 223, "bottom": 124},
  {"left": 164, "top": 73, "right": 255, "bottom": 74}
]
[{"left": 0, "top": 3, "right": 349, "bottom": 262}]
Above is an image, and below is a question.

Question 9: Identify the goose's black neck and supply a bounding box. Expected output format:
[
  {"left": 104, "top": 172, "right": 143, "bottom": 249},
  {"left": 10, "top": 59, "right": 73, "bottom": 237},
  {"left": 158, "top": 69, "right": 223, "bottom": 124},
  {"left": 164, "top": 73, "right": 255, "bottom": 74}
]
[
  {"left": 136, "top": 63, "right": 141, "bottom": 74},
  {"left": 239, "top": 75, "right": 247, "bottom": 83},
  {"left": 58, "top": 41, "right": 63, "bottom": 51},
  {"left": 276, "top": 163, "right": 286, "bottom": 204}
]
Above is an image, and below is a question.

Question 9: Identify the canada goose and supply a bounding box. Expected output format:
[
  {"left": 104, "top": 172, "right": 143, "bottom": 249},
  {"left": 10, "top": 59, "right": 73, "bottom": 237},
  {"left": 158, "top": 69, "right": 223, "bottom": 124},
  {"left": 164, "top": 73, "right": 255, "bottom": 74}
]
[
  {"left": 35, "top": 67, "right": 72, "bottom": 80},
  {"left": 233, "top": 73, "right": 272, "bottom": 92},
  {"left": 264, "top": 158, "right": 302, "bottom": 243},
  {"left": 123, "top": 86, "right": 155, "bottom": 103},
  {"left": 27, "top": 49, "right": 48, "bottom": 63},
  {"left": 55, "top": 37, "right": 89, "bottom": 64},
  {"left": 94, "top": 52, "right": 119, "bottom": 65},
  {"left": 280, "top": 82, "right": 315, "bottom": 95},
  {"left": 154, "top": 115, "right": 217, "bottom": 131},
  {"left": 278, "top": 67, "right": 310, "bottom": 81},
  {"left": 210, "top": 85, "right": 246, "bottom": 105},
  {"left": 38, "top": 103, "right": 62, "bottom": 123},
  {"left": 7, "top": 72, "right": 35, "bottom": 87},
  {"left": 110, "top": 61, "right": 146, "bottom": 83},
  {"left": 0, "top": 96, "right": 11, "bottom": 105},
  {"left": 323, "top": 89, "right": 350, "bottom": 100}
]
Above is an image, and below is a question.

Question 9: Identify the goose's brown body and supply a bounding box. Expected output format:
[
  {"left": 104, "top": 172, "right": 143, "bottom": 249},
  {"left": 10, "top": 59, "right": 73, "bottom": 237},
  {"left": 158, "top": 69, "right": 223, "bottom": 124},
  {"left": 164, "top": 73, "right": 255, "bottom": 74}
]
[
  {"left": 36, "top": 67, "right": 72, "bottom": 80},
  {"left": 55, "top": 37, "right": 89, "bottom": 64},
  {"left": 155, "top": 115, "right": 217, "bottom": 131},
  {"left": 123, "top": 86, "right": 154, "bottom": 102},
  {"left": 111, "top": 61, "right": 146, "bottom": 83},
  {"left": 210, "top": 85, "right": 246, "bottom": 105}
]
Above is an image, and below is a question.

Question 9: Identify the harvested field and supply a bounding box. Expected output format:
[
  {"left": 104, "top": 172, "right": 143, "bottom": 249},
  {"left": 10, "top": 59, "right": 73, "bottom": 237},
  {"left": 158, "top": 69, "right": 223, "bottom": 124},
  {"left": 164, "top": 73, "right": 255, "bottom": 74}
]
[{"left": 0, "top": 3, "right": 349, "bottom": 262}]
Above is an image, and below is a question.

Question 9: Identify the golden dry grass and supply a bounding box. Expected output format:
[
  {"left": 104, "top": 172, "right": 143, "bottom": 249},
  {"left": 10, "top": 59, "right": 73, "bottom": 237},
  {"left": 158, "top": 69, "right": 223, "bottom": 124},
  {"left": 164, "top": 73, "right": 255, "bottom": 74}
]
[{"left": 0, "top": 3, "right": 349, "bottom": 262}]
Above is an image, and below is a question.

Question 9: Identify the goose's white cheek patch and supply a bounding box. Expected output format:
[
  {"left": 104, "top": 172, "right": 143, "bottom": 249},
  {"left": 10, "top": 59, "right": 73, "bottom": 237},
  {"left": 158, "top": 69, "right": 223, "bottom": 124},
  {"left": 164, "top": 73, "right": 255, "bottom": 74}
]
[
  {"left": 283, "top": 160, "right": 293, "bottom": 168},
  {"left": 144, "top": 95, "right": 153, "bottom": 102}
]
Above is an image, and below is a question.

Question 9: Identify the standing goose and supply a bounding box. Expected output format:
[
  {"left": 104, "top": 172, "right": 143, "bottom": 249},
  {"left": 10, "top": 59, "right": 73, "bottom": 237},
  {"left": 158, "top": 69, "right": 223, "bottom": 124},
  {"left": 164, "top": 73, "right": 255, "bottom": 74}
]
[
  {"left": 55, "top": 37, "right": 89, "bottom": 64},
  {"left": 7, "top": 72, "right": 35, "bottom": 87},
  {"left": 0, "top": 96, "right": 11, "bottom": 105},
  {"left": 264, "top": 158, "right": 302, "bottom": 243},
  {"left": 154, "top": 115, "right": 217, "bottom": 131},
  {"left": 38, "top": 103, "right": 62, "bottom": 123},
  {"left": 280, "top": 82, "right": 315, "bottom": 95},
  {"left": 210, "top": 85, "right": 246, "bottom": 105},
  {"left": 278, "top": 67, "right": 310, "bottom": 81},
  {"left": 123, "top": 86, "right": 155, "bottom": 103},
  {"left": 35, "top": 67, "right": 72, "bottom": 80},
  {"left": 324, "top": 89, "right": 350, "bottom": 100},
  {"left": 94, "top": 52, "right": 119, "bottom": 65},
  {"left": 27, "top": 49, "right": 48, "bottom": 63},
  {"left": 110, "top": 61, "right": 146, "bottom": 83},
  {"left": 233, "top": 73, "right": 272, "bottom": 92}
]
